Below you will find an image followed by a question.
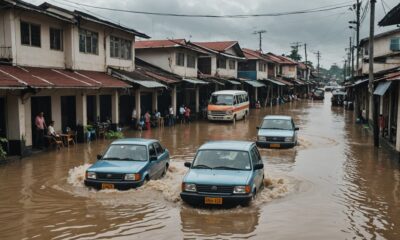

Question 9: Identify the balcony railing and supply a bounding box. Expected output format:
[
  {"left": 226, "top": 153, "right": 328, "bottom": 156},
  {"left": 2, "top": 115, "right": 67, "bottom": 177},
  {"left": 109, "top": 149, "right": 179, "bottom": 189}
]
[{"left": 0, "top": 47, "right": 12, "bottom": 60}]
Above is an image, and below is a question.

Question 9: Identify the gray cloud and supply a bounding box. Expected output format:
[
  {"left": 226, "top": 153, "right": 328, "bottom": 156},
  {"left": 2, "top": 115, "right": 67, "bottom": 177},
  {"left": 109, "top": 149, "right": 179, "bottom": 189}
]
[{"left": 28, "top": 0, "right": 399, "bottom": 68}]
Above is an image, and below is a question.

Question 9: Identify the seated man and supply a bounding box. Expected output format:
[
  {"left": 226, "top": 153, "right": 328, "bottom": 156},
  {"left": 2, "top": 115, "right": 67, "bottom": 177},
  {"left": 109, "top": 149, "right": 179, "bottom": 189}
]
[{"left": 47, "top": 121, "right": 59, "bottom": 137}]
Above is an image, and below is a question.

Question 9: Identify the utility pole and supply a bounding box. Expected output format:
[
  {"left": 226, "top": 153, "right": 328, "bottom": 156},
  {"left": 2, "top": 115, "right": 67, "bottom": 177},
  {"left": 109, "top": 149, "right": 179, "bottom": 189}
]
[
  {"left": 253, "top": 30, "right": 267, "bottom": 52},
  {"left": 315, "top": 51, "right": 321, "bottom": 79},
  {"left": 343, "top": 60, "right": 347, "bottom": 81},
  {"left": 349, "top": 37, "right": 354, "bottom": 79},
  {"left": 356, "top": 0, "right": 361, "bottom": 75},
  {"left": 304, "top": 43, "right": 308, "bottom": 80},
  {"left": 368, "top": 0, "right": 378, "bottom": 147}
]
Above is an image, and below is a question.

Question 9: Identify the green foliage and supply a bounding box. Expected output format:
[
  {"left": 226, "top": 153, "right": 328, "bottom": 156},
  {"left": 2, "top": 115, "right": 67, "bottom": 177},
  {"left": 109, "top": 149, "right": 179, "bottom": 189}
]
[
  {"left": 0, "top": 138, "right": 8, "bottom": 160},
  {"left": 288, "top": 46, "right": 302, "bottom": 61},
  {"left": 105, "top": 131, "right": 124, "bottom": 139}
]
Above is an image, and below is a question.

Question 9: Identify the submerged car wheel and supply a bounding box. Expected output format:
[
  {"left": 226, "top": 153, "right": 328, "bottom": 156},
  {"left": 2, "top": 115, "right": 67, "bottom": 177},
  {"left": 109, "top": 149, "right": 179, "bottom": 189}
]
[{"left": 161, "top": 164, "right": 168, "bottom": 178}]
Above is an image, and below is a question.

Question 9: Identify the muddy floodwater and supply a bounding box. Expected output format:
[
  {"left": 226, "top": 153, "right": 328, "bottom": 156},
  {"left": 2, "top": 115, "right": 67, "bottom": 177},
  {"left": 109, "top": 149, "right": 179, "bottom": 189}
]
[{"left": 1, "top": 94, "right": 399, "bottom": 240}]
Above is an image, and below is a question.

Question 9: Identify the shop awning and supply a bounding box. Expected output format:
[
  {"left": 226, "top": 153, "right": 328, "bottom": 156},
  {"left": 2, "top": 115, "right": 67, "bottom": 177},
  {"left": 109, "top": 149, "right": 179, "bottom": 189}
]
[
  {"left": 131, "top": 80, "right": 167, "bottom": 88},
  {"left": 111, "top": 70, "right": 167, "bottom": 88},
  {"left": 265, "top": 78, "right": 285, "bottom": 86},
  {"left": 0, "top": 65, "right": 131, "bottom": 89},
  {"left": 182, "top": 78, "right": 209, "bottom": 85},
  {"left": 227, "top": 80, "right": 241, "bottom": 85},
  {"left": 244, "top": 80, "right": 266, "bottom": 88},
  {"left": 373, "top": 81, "right": 392, "bottom": 96}
]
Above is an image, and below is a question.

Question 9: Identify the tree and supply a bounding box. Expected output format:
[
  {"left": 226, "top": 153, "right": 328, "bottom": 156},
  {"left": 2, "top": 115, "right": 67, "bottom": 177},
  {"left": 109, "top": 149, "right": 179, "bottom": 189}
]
[{"left": 288, "top": 46, "right": 302, "bottom": 61}]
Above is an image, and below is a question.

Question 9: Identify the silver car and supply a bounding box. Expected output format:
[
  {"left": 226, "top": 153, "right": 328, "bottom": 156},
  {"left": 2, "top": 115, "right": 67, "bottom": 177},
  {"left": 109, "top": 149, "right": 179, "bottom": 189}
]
[{"left": 256, "top": 115, "right": 299, "bottom": 148}]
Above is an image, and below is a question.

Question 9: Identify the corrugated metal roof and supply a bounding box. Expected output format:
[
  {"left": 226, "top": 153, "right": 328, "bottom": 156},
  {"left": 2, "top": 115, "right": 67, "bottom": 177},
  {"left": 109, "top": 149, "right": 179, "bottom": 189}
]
[
  {"left": 227, "top": 80, "right": 241, "bottom": 85},
  {"left": 373, "top": 81, "right": 392, "bottom": 96},
  {"left": 265, "top": 78, "right": 285, "bottom": 86},
  {"left": 244, "top": 80, "right": 266, "bottom": 88},
  {"left": 111, "top": 70, "right": 167, "bottom": 88},
  {"left": 0, "top": 65, "right": 130, "bottom": 89},
  {"left": 182, "top": 78, "right": 209, "bottom": 85}
]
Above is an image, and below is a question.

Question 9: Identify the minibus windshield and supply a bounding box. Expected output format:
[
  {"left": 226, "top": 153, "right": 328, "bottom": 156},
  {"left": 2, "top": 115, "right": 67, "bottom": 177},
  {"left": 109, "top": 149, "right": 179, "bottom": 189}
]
[{"left": 210, "top": 95, "right": 233, "bottom": 105}]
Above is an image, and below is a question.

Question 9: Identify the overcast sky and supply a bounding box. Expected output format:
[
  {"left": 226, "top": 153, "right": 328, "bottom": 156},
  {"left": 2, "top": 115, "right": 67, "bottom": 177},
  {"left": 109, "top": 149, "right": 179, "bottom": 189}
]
[{"left": 28, "top": 0, "right": 400, "bottom": 68}]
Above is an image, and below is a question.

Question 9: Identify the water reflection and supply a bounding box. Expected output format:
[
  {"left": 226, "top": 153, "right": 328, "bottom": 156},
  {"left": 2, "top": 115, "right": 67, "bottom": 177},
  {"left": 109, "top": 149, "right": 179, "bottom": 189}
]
[{"left": 180, "top": 206, "right": 260, "bottom": 239}]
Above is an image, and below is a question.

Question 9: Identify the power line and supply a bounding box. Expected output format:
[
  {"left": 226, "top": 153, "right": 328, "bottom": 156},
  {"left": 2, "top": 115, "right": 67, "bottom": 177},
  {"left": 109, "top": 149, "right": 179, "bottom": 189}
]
[{"left": 51, "top": 0, "right": 353, "bottom": 18}]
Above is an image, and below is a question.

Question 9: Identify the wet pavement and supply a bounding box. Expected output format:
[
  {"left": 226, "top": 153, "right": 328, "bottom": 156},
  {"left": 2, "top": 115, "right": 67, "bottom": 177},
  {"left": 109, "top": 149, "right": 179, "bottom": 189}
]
[{"left": 0, "top": 93, "right": 399, "bottom": 240}]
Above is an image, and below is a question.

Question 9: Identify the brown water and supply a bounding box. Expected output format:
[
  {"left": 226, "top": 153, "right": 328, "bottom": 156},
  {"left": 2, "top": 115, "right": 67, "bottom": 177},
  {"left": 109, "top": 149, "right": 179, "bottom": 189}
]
[{"left": 1, "top": 94, "right": 399, "bottom": 240}]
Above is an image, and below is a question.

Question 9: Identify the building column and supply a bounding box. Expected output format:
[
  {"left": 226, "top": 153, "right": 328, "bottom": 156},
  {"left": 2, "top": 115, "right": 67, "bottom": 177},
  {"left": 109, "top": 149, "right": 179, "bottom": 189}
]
[
  {"left": 76, "top": 92, "right": 87, "bottom": 126},
  {"left": 215, "top": 83, "right": 219, "bottom": 91},
  {"left": 396, "top": 83, "right": 400, "bottom": 151},
  {"left": 111, "top": 90, "right": 119, "bottom": 125},
  {"left": 255, "top": 87, "right": 258, "bottom": 101},
  {"left": 6, "top": 95, "right": 26, "bottom": 155},
  {"left": 152, "top": 90, "right": 158, "bottom": 112},
  {"left": 96, "top": 94, "right": 100, "bottom": 121},
  {"left": 51, "top": 95, "right": 62, "bottom": 132},
  {"left": 195, "top": 86, "right": 200, "bottom": 113},
  {"left": 171, "top": 85, "right": 177, "bottom": 117},
  {"left": 135, "top": 88, "right": 141, "bottom": 119}
]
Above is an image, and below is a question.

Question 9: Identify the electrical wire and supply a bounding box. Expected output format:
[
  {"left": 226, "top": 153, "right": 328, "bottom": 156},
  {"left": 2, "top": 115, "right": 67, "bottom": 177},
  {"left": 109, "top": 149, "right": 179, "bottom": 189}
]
[{"left": 50, "top": 0, "right": 353, "bottom": 19}]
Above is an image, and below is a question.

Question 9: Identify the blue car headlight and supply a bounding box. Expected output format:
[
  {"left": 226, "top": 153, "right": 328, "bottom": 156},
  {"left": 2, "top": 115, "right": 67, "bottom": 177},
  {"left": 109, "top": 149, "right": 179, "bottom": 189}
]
[
  {"left": 284, "top": 137, "right": 293, "bottom": 142},
  {"left": 233, "top": 185, "right": 251, "bottom": 194},
  {"left": 182, "top": 183, "right": 197, "bottom": 192},
  {"left": 125, "top": 173, "right": 141, "bottom": 181},
  {"left": 86, "top": 171, "right": 96, "bottom": 179}
]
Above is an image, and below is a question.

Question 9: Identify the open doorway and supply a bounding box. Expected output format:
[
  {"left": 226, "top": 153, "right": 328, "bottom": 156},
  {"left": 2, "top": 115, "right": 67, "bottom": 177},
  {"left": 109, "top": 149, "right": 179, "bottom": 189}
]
[
  {"left": 119, "top": 95, "right": 134, "bottom": 127},
  {"left": 87, "top": 95, "right": 97, "bottom": 124},
  {"left": 61, "top": 96, "right": 76, "bottom": 132},
  {"left": 31, "top": 96, "right": 52, "bottom": 148},
  {"left": 100, "top": 95, "right": 111, "bottom": 122}
]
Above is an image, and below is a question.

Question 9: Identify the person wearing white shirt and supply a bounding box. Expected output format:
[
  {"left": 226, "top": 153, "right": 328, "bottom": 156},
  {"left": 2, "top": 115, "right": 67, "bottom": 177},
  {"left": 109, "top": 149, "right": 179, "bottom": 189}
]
[
  {"left": 169, "top": 106, "right": 174, "bottom": 126},
  {"left": 132, "top": 108, "right": 137, "bottom": 129},
  {"left": 47, "top": 121, "right": 59, "bottom": 137}
]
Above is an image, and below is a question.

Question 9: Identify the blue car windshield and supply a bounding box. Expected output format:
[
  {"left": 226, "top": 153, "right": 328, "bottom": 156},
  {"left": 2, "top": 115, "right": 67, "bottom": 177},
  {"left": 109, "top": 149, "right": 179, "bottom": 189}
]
[
  {"left": 261, "top": 119, "right": 293, "bottom": 130},
  {"left": 102, "top": 144, "right": 147, "bottom": 161},
  {"left": 192, "top": 150, "right": 251, "bottom": 171}
]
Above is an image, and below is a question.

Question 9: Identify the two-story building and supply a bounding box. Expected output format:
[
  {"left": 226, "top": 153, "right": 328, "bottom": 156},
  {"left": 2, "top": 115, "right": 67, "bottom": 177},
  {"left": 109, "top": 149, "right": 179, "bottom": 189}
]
[
  {"left": 134, "top": 39, "right": 212, "bottom": 114},
  {"left": 0, "top": 0, "right": 149, "bottom": 156}
]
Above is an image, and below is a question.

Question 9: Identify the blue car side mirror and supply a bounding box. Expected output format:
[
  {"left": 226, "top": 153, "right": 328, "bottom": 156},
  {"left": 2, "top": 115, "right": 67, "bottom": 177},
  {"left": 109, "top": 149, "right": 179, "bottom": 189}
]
[
  {"left": 184, "top": 162, "right": 192, "bottom": 168},
  {"left": 97, "top": 154, "right": 102, "bottom": 160},
  {"left": 254, "top": 163, "right": 264, "bottom": 170}
]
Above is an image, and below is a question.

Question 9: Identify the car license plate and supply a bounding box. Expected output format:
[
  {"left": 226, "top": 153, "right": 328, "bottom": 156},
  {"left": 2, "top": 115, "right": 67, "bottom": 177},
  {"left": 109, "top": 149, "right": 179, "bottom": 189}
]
[
  {"left": 270, "top": 143, "right": 281, "bottom": 148},
  {"left": 101, "top": 183, "right": 114, "bottom": 190},
  {"left": 205, "top": 197, "right": 223, "bottom": 205}
]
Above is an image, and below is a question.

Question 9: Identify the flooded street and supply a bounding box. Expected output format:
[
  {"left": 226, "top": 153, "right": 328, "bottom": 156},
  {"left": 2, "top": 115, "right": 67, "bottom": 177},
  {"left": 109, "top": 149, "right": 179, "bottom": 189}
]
[{"left": 1, "top": 94, "right": 399, "bottom": 240}]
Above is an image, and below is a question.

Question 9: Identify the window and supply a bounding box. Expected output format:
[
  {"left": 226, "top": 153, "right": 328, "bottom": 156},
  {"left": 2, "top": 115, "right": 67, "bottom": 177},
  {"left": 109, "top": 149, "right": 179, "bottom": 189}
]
[
  {"left": 176, "top": 52, "right": 185, "bottom": 66},
  {"left": 149, "top": 144, "right": 156, "bottom": 158},
  {"left": 154, "top": 142, "right": 164, "bottom": 156},
  {"left": 50, "top": 28, "right": 63, "bottom": 51},
  {"left": 390, "top": 38, "right": 400, "bottom": 51},
  {"left": 110, "top": 36, "right": 132, "bottom": 60},
  {"left": 229, "top": 60, "right": 235, "bottom": 70},
  {"left": 187, "top": 54, "right": 196, "bottom": 68},
  {"left": 289, "top": 65, "right": 295, "bottom": 71},
  {"left": 259, "top": 62, "right": 267, "bottom": 72},
  {"left": 364, "top": 46, "right": 369, "bottom": 56},
  {"left": 79, "top": 29, "right": 98, "bottom": 54},
  {"left": 20, "top": 21, "right": 41, "bottom": 47},
  {"left": 217, "top": 57, "right": 226, "bottom": 69},
  {"left": 251, "top": 148, "right": 258, "bottom": 166}
]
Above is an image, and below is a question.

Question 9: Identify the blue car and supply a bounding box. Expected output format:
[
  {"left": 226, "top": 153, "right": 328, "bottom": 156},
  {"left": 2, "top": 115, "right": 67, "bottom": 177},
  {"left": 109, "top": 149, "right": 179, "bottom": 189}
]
[
  {"left": 256, "top": 115, "right": 299, "bottom": 148},
  {"left": 84, "top": 138, "right": 169, "bottom": 190},
  {"left": 180, "top": 141, "right": 264, "bottom": 207}
]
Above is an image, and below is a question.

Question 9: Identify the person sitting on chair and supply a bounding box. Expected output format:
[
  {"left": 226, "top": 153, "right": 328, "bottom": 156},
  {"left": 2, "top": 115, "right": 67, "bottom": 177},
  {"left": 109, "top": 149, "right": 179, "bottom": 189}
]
[{"left": 47, "top": 121, "right": 59, "bottom": 137}]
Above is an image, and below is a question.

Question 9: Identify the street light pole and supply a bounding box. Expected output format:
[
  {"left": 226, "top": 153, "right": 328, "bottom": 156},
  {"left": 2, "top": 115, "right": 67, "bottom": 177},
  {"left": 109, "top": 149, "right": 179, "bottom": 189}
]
[{"left": 356, "top": 0, "right": 361, "bottom": 75}]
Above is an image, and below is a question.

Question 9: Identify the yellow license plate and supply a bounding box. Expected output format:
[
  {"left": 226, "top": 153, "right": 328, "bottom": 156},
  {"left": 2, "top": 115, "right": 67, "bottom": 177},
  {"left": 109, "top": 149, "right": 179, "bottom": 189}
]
[
  {"left": 270, "top": 143, "right": 281, "bottom": 148},
  {"left": 101, "top": 183, "right": 114, "bottom": 190},
  {"left": 204, "top": 197, "right": 223, "bottom": 205}
]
